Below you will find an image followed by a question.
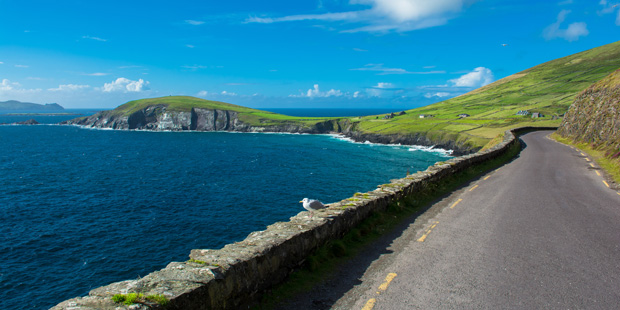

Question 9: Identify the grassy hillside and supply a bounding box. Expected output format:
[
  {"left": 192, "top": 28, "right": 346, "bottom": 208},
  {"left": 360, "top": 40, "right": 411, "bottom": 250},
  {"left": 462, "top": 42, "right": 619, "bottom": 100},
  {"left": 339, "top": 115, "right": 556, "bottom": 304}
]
[
  {"left": 353, "top": 40, "right": 620, "bottom": 149},
  {"left": 111, "top": 96, "right": 333, "bottom": 127}
]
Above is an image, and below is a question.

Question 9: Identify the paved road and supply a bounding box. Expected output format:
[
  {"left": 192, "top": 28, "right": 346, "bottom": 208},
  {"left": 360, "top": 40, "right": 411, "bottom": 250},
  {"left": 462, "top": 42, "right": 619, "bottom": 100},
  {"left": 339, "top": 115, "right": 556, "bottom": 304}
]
[{"left": 344, "top": 131, "right": 620, "bottom": 309}]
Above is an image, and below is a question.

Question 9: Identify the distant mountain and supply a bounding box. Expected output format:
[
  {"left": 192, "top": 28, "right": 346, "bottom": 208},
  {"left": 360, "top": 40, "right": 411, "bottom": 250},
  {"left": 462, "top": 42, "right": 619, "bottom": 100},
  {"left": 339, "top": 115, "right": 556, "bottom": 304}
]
[{"left": 0, "top": 100, "right": 64, "bottom": 111}]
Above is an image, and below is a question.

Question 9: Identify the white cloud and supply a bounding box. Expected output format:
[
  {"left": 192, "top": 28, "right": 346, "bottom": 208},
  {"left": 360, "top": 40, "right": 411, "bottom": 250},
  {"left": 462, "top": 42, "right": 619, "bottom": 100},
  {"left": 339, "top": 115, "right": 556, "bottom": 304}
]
[
  {"left": 48, "top": 84, "right": 91, "bottom": 92},
  {"left": 543, "top": 10, "right": 589, "bottom": 42},
  {"left": 292, "top": 84, "right": 344, "bottom": 98},
  {"left": 185, "top": 20, "right": 205, "bottom": 25},
  {"left": 197, "top": 90, "right": 208, "bottom": 96},
  {"left": 1, "top": 79, "right": 20, "bottom": 91},
  {"left": 83, "top": 72, "right": 109, "bottom": 76},
  {"left": 0, "top": 61, "right": 4, "bottom": 65},
  {"left": 424, "top": 92, "right": 451, "bottom": 98},
  {"left": 15, "top": 64, "right": 29, "bottom": 68},
  {"left": 246, "top": 0, "right": 467, "bottom": 33},
  {"left": 221, "top": 90, "right": 237, "bottom": 96},
  {"left": 82, "top": 35, "right": 107, "bottom": 42},
  {"left": 186, "top": 44, "right": 195, "bottom": 48},
  {"left": 351, "top": 0, "right": 463, "bottom": 22},
  {"left": 365, "top": 82, "right": 401, "bottom": 97},
  {"left": 351, "top": 63, "right": 445, "bottom": 75},
  {"left": 101, "top": 78, "right": 150, "bottom": 92},
  {"left": 449, "top": 67, "right": 494, "bottom": 87}
]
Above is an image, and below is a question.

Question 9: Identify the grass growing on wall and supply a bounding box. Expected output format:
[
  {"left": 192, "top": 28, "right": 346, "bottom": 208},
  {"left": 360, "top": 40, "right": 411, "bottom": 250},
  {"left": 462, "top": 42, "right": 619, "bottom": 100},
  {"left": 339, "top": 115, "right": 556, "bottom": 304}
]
[{"left": 255, "top": 141, "right": 522, "bottom": 309}]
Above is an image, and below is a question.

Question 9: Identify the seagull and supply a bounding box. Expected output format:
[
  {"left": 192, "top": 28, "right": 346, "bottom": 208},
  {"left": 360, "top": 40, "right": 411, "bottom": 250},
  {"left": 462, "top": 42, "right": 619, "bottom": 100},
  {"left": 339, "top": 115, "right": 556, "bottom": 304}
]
[
  {"left": 300, "top": 198, "right": 326, "bottom": 217},
  {"left": 502, "top": 43, "right": 509, "bottom": 47}
]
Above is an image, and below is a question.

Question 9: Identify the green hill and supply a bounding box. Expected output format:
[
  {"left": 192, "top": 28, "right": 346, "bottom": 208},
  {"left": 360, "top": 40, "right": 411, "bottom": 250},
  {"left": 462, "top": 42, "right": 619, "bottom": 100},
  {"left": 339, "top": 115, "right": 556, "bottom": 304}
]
[
  {"left": 108, "top": 95, "right": 334, "bottom": 127},
  {"left": 351, "top": 40, "right": 620, "bottom": 149}
]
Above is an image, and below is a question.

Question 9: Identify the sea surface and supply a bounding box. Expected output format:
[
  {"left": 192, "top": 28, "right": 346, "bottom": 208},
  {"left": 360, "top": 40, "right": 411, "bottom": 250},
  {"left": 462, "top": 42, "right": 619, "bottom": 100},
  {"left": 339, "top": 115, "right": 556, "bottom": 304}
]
[{"left": 0, "top": 109, "right": 451, "bottom": 309}]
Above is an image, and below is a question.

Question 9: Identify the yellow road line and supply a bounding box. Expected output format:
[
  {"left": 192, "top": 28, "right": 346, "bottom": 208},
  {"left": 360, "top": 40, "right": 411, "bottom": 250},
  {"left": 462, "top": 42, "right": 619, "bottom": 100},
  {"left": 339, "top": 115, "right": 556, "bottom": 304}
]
[
  {"left": 378, "top": 273, "right": 397, "bottom": 292},
  {"left": 362, "top": 298, "right": 376, "bottom": 310},
  {"left": 417, "top": 222, "right": 439, "bottom": 242},
  {"left": 483, "top": 175, "right": 491, "bottom": 180},
  {"left": 617, "top": 192, "right": 620, "bottom": 197},
  {"left": 590, "top": 163, "right": 595, "bottom": 168},
  {"left": 450, "top": 198, "right": 463, "bottom": 209},
  {"left": 595, "top": 170, "right": 601, "bottom": 176},
  {"left": 585, "top": 158, "right": 591, "bottom": 162},
  {"left": 469, "top": 184, "right": 479, "bottom": 191},
  {"left": 581, "top": 152, "right": 586, "bottom": 156},
  {"left": 603, "top": 180, "right": 610, "bottom": 188}
]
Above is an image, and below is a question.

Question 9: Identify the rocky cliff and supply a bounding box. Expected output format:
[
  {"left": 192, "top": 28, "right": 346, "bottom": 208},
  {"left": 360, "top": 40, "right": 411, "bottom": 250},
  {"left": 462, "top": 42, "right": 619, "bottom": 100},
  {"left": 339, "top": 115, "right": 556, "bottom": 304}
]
[
  {"left": 557, "top": 68, "right": 620, "bottom": 157},
  {"left": 61, "top": 105, "right": 352, "bottom": 134}
]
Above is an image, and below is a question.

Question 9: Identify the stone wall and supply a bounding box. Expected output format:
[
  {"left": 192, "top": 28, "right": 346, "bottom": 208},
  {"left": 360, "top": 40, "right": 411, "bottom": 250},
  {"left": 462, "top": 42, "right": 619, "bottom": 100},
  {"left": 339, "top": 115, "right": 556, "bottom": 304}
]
[{"left": 52, "top": 127, "right": 552, "bottom": 310}]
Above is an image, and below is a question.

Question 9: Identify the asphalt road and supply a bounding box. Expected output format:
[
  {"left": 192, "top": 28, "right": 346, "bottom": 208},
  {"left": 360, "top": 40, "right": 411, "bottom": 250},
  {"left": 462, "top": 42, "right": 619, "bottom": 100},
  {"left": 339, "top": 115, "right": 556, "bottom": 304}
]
[
  {"left": 344, "top": 131, "right": 620, "bottom": 309},
  {"left": 276, "top": 131, "right": 620, "bottom": 310}
]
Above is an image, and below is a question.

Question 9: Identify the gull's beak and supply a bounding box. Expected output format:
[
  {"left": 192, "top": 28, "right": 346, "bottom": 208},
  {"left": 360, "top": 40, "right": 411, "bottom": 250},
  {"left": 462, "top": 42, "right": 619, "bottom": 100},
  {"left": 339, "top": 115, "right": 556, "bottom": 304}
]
[{"left": 299, "top": 200, "right": 303, "bottom": 203}]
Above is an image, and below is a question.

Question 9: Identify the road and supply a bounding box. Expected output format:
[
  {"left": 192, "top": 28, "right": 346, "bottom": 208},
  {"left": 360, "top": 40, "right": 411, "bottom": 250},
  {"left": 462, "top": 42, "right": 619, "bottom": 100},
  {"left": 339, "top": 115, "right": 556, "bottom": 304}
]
[{"left": 276, "top": 131, "right": 620, "bottom": 309}]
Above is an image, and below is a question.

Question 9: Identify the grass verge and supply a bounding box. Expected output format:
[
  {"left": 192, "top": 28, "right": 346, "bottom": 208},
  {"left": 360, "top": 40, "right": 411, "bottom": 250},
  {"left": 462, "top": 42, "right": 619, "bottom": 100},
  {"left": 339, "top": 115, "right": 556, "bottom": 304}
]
[
  {"left": 550, "top": 133, "right": 620, "bottom": 184},
  {"left": 254, "top": 141, "right": 522, "bottom": 309}
]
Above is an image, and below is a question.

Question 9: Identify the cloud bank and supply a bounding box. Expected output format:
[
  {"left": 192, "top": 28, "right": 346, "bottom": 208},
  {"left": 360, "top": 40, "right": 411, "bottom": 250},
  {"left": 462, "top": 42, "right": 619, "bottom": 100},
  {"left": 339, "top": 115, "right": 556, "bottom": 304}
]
[{"left": 102, "top": 78, "right": 150, "bottom": 92}]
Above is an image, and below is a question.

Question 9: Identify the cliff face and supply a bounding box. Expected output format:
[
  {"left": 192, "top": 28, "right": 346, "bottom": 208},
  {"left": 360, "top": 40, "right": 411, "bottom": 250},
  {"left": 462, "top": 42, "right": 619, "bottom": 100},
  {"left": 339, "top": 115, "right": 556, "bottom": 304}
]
[
  {"left": 61, "top": 105, "right": 346, "bottom": 134},
  {"left": 558, "top": 68, "right": 620, "bottom": 156}
]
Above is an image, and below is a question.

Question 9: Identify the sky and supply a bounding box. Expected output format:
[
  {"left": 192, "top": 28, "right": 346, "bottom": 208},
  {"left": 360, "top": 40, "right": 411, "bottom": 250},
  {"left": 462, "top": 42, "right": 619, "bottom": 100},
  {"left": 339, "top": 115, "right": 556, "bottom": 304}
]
[{"left": 1, "top": 0, "right": 619, "bottom": 109}]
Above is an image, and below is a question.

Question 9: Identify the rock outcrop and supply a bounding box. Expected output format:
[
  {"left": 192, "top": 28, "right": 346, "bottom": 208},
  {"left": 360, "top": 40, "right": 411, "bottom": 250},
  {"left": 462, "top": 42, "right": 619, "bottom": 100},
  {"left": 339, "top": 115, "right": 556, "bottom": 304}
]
[
  {"left": 0, "top": 119, "right": 40, "bottom": 125},
  {"left": 558, "top": 68, "right": 620, "bottom": 157}
]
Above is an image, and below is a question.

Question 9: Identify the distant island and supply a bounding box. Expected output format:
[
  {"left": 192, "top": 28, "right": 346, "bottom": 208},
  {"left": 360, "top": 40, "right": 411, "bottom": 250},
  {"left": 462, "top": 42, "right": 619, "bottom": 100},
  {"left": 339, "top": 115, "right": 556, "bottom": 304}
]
[{"left": 0, "top": 100, "right": 64, "bottom": 112}]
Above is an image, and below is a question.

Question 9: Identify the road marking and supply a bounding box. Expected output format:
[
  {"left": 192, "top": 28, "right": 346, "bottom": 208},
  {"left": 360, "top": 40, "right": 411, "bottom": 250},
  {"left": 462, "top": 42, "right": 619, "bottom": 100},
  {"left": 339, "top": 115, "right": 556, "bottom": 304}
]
[
  {"left": 483, "top": 175, "right": 491, "bottom": 180},
  {"left": 617, "top": 192, "right": 620, "bottom": 197},
  {"left": 450, "top": 198, "right": 463, "bottom": 209},
  {"left": 603, "top": 180, "right": 610, "bottom": 188},
  {"left": 362, "top": 298, "right": 376, "bottom": 310},
  {"left": 469, "top": 184, "right": 479, "bottom": 191},
  {"left": 585, "top": 158, "right": 591, "bottom": 162},
  {"left": 417, "top": 221, "right": 439, "bottom": 242},
  {"left": 378, "top": 273, "right": 397, "bottom": 292},
  {"left": 595, "top": 170, "right": 601, "bottom": 176},
  {"left": 590, "top": 163, "right": 595, "bottom": 168},
  {"left": 581, "top": 152, "right": 586, "bottom": 156}
]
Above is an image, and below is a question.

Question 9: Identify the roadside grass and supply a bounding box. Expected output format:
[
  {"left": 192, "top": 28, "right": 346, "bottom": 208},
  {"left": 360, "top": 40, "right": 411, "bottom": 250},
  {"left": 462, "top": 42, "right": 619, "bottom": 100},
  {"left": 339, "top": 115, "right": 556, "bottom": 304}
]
[
  {"left": 550, "top": 133, "right": 620, "bottom": 184},
  {"left": 254, "top": 142, "right": 522, "bottom": 309}
]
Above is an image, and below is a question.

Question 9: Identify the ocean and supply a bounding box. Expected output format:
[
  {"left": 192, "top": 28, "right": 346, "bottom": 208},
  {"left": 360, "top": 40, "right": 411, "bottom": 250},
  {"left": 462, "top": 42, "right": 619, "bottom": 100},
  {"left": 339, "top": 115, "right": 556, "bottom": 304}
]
[{"left": 0, "top": 109, "right": 451, "bottom": 309}]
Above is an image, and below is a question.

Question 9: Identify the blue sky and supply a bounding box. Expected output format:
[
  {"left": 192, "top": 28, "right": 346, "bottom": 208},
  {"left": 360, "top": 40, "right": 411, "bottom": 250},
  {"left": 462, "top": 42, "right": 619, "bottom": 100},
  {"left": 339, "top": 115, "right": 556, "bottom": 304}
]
[{"left": 1, "top": 0, "right": 619, "bottom": 109}]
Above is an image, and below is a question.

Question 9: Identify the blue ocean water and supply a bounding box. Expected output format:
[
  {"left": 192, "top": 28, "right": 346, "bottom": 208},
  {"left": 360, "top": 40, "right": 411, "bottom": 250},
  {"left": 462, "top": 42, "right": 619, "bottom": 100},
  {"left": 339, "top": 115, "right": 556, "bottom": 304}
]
[{"left": 0, "top": 110, "right": 451, "bottom": 309}]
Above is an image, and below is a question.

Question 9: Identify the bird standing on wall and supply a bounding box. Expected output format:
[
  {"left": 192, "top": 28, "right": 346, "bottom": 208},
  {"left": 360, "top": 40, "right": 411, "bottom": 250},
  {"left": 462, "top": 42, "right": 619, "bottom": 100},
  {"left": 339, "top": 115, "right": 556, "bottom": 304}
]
[{"left": 300, "top": 198, "right": 326, "bottom": 218}]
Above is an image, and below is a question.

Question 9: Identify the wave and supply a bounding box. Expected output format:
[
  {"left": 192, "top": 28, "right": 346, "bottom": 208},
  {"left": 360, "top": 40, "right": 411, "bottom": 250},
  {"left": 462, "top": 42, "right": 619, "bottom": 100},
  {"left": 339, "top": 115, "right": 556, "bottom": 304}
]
[{"left": 328, "top": 134, "right": 453, "bottom": 156}]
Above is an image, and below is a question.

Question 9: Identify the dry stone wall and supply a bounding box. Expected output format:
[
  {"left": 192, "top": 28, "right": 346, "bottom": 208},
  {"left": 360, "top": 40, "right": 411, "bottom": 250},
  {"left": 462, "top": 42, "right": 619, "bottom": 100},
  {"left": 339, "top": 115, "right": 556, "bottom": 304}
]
[{"left": 52, "top": 127, "right": 550, "bottom": 310}]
